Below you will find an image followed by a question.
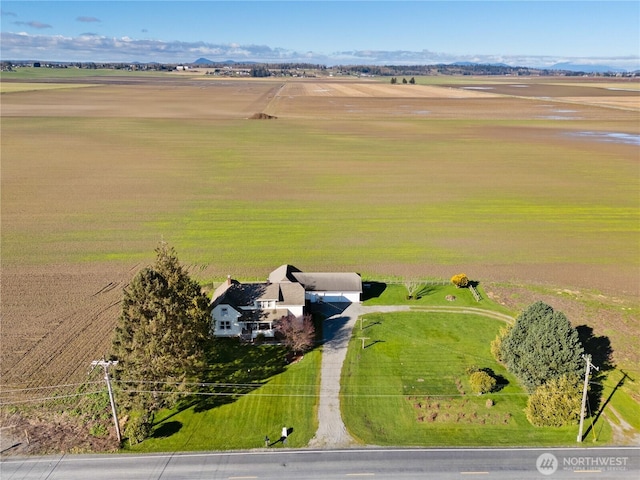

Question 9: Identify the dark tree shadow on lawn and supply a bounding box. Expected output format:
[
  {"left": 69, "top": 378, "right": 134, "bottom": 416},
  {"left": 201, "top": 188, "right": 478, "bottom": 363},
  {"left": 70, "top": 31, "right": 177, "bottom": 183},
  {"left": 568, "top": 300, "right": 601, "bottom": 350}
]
[
  {"left": 151, "top": 421, "right": 183, "bottom": 438},
  {"left": 362, "top": 281, "right": 387, "bottom": 301},
  {"left": 577, "top": 325, "right": 614, "bottom": 372},
  {"left": 479, "top": 367, "right": 509, "bottom": 392},
  {"left": 576, "top": 325, "right": 616, "bottom": 439},
  {"left": 174, "top": 338, "right": 291, "bottom": 413},
  {"left": 576, "top": 325, "right": 614, "bottom": 414},
  {"left": 413, "top": 284, "right": 438, "bottom": 300}
]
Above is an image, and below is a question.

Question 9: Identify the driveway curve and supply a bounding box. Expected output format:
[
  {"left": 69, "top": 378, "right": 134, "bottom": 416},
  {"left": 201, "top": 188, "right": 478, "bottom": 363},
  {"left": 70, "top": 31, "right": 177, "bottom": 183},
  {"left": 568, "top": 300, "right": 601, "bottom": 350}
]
[{"left": 307, "top": 303, "right": 514, "bottom": 448}]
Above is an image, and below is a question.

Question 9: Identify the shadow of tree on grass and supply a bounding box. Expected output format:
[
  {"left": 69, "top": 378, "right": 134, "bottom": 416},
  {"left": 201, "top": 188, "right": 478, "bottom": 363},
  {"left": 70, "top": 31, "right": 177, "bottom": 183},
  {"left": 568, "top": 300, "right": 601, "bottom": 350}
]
[
  {"left": 186, "top": 338, "right": 290, "bottom": 413},
  {"left": 362, "top": 281, "right": 387, "bottom": 301},
  {"left": 151, "top": 421, "right": 183, "bottom": 438},
  {"left": 576, "top": 325, "right": 616, "bottom": 440}
]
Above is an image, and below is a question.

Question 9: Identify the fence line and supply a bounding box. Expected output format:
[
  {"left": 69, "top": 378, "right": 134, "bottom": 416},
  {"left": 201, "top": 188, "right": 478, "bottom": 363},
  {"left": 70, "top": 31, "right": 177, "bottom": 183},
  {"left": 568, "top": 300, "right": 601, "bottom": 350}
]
[
  {"left": 369, "top": 279, "right": 450, "bottom": 286},
  {"left": 469, "top": 285, "right": 482, "bottom": 302}
]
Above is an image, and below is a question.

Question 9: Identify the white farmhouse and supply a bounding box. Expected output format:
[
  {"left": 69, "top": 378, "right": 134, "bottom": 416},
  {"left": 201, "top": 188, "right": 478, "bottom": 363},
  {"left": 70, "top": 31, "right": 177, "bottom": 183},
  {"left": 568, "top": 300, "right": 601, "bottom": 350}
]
[{"left": 210, "top": 265, "right": 362, "bottom": 340}]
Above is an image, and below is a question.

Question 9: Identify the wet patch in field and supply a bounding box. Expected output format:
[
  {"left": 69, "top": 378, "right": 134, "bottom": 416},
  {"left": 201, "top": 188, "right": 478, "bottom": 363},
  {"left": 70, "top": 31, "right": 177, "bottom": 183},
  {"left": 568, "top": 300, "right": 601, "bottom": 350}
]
[
  {"left": 537, "top": 105, "right": 581, "bottom": 120},
  {"left": 568, "top": 131, "right": 640, "bottom": 145},
  {"left": 538, "top": 115, "right": 582, "bottom": 120}
]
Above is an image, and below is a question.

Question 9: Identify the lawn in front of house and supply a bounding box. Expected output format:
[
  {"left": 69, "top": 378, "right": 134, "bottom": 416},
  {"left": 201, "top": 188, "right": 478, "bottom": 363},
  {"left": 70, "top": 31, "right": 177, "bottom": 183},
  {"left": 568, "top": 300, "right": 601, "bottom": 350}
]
[
  {"left": 341, "top": 311, "right": 612, "bottom": 446},
  {"left": 126, "top": 344, "right": 321, "bottom": 452}
]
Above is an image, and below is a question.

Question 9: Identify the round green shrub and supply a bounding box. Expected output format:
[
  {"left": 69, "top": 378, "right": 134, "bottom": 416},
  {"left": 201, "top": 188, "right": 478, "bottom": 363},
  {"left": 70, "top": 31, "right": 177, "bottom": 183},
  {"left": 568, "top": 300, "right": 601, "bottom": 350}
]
[{"left": 469, "top": 370, "right": 497, "bottom": 394}]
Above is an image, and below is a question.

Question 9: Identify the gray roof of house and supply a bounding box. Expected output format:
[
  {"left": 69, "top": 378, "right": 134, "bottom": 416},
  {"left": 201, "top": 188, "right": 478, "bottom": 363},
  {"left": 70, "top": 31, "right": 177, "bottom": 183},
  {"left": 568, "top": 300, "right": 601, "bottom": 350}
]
[
  {"left": 292, "top": 272, "right": 362, "bottom": 293},
  {"left": 269, "top": 265, "right": 362, "bottom": 293},
  {"left": 278, "top": 282, "right": 306, "bottom": 305},
  {"left": 268, "top": 264, "right": 302, "bottom": 283},
  {"left": 213, "top": 281, "right": 305, "bottom": 309}
]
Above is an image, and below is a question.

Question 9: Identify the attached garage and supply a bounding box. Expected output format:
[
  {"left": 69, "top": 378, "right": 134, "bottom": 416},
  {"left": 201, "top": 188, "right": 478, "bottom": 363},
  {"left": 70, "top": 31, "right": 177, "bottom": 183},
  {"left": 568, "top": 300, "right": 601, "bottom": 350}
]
[{"left": 269, "top": 266, "right": 362, "bottom": 304}]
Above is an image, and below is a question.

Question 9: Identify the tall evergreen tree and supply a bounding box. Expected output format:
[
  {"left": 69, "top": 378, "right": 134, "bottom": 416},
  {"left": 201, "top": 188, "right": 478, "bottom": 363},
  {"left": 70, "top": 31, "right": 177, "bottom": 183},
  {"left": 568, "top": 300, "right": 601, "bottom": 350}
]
[
  {"left": 112, "top": 243, "right": 210, "bottom": 417},
  {"left": 500, "top": 301, "right": 583, "bottom": 392}
]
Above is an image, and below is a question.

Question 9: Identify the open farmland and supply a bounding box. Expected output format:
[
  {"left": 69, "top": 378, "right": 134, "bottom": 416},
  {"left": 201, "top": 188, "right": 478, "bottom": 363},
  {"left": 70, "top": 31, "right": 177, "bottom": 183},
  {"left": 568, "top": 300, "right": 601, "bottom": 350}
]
[{"left": 1, "top": 73, "right": 638, "bottom": 410}]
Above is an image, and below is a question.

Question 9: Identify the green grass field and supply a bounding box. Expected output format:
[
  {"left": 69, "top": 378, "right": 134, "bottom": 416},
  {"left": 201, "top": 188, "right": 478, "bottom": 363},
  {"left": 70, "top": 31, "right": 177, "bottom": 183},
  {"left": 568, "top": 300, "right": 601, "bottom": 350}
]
[
  {"left": 0, "top": 66, "right": 168, "bottom": 80},
  {"left": 341, "top": 311, "right": 612, "bottom": 446},
  {"left": 126, "top": 346, "right": 321, "bottom": 452},
  {"left": 3, "top": 116, "right": 637, "bottom": 284},
  {"left": 364, "top": 282, "right": 501, "bottom": 309}
]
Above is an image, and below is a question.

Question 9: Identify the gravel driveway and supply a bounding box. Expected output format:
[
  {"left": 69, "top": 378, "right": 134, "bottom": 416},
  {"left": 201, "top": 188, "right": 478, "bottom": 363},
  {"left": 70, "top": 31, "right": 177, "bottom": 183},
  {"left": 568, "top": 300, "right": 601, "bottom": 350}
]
[{"left": 307, "top": 303, "right": 410, "bottom": 448}]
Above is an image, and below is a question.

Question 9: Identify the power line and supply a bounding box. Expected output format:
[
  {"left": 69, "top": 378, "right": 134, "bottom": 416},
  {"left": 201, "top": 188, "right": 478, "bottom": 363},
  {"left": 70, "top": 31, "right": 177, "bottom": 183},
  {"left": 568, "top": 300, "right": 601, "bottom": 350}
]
[
  {"left": 0, "top": 381, "right": 103, "bottom": 394},
  {"left": 114, "top": 388, "right": 531, "bottom": 398},
  {"left": 0, "top": 390, "right": 104, "bottom": 406}
]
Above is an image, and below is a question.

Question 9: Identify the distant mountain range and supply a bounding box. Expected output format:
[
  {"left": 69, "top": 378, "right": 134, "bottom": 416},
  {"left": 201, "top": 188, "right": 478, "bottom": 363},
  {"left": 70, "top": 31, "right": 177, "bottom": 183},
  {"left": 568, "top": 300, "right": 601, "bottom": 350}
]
[
  {"left": 451, "top": 61, "right": 511, "bottom": 68},
  {"left": 549, "top": 62, "right": 626, "bottom": 73},
  {"left": 448, "top": 61, "right": 626, "bottom": 73},
  {"left": 193, "top": 58, "right": 256, "bottom": 65}
]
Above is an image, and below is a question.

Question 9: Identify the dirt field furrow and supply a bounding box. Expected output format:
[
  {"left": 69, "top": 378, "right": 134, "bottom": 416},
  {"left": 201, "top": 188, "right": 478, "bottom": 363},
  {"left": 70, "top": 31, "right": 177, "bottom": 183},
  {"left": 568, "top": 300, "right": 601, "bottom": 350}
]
[{"left": 1, "top": 266, "right": 133, "bottom": 397}]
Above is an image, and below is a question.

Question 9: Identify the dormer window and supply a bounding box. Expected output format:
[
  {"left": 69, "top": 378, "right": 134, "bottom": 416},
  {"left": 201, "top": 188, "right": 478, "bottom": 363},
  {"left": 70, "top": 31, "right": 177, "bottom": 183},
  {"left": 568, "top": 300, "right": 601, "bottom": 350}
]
[{"left": 258, "top": 300, "right": 275, "bottom": 309}]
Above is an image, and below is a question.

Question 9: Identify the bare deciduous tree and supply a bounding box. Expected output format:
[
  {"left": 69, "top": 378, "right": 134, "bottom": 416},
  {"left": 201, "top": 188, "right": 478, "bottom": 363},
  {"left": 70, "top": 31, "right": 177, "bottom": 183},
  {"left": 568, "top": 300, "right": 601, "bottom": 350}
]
[{"left": 274, "top": 314, "right": 315, "bottom": 355}]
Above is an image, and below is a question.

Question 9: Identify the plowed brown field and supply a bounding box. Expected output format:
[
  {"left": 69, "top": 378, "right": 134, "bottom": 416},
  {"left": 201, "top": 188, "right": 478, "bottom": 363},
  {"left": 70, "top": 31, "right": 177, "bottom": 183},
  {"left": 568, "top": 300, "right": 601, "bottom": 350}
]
[{"left": 1, "top": 265, "right": 134, "bottom": 397}]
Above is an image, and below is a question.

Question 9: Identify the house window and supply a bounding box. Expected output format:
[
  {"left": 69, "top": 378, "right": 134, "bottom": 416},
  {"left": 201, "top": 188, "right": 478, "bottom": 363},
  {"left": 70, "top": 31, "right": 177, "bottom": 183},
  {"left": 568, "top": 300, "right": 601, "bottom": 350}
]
[
  {"left": 259, "top": 323, "right": 270, "bottom": 331},
  {"left": 221, "top": 307, "right": 228, "bottom": 316},
  {"left": 219, "top": 320, "right": 231, "bottom": 330}
]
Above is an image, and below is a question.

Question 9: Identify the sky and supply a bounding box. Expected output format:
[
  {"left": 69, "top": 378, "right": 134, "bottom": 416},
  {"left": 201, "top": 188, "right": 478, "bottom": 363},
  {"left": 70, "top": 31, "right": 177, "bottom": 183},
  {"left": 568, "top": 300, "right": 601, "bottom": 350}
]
[{"left": 1, "top": 1, "right": 639, "bottom": 69}]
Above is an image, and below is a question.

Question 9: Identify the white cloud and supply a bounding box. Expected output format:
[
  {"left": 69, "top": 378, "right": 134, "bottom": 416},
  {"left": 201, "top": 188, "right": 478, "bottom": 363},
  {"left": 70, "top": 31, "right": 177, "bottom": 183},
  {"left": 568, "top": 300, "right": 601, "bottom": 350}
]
[{"left": 0, "top": 31, "right": 637, "bottom": 70}]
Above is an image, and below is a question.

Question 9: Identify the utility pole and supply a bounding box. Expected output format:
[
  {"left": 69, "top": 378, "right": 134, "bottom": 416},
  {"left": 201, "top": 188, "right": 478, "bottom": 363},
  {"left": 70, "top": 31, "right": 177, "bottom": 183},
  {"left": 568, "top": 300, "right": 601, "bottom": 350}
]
[
  {"left": 577, "top": 354, "right": 599, "bottom": 442},
  {"left": 91, "top": 360, "right": 121, "bottom": 443}
]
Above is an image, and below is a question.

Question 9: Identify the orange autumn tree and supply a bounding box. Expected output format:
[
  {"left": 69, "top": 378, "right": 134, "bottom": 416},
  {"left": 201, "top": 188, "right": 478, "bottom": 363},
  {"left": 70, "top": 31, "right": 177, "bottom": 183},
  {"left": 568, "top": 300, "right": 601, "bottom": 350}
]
[{"left": 451, "top": 273, "right": 469, "bottom": 288}]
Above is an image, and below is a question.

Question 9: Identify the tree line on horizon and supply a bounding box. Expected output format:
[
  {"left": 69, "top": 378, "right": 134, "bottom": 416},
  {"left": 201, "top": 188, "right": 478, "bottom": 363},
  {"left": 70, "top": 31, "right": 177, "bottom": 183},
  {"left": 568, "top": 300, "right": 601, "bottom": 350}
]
[{"left": 2, "top": 60, "right": 634, "bottom": 77}]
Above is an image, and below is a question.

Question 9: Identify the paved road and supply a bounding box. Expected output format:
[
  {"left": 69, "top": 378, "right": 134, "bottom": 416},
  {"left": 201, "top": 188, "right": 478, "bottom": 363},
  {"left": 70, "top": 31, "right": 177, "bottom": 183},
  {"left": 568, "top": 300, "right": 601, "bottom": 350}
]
[{"left": 2, "top": 447, "right": 638, "bottom": 479}]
